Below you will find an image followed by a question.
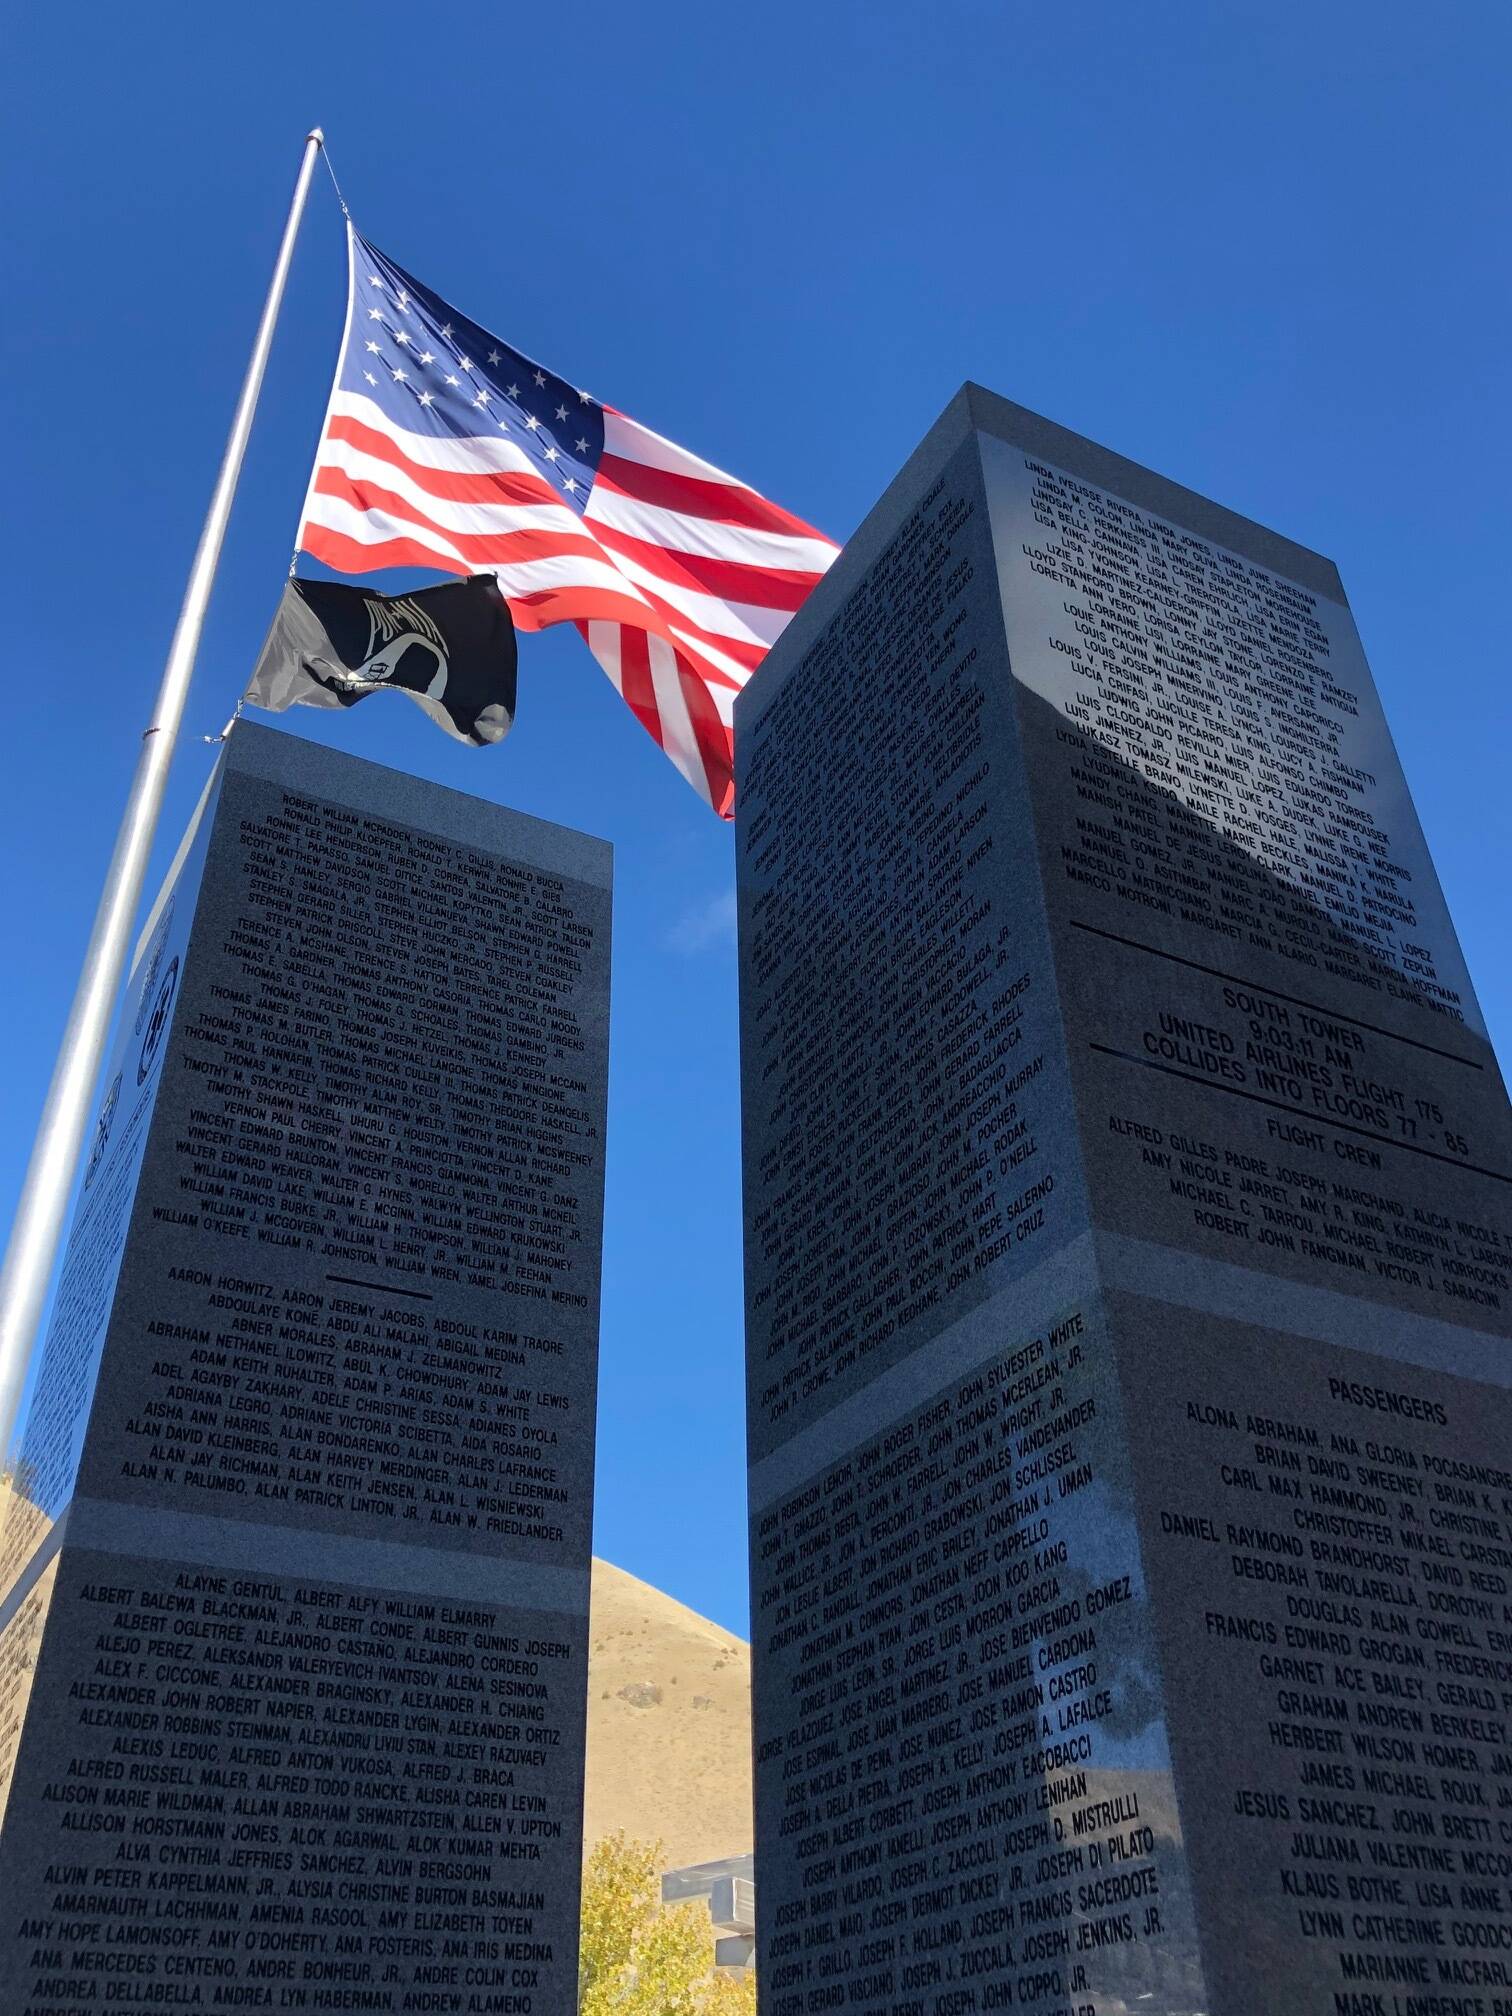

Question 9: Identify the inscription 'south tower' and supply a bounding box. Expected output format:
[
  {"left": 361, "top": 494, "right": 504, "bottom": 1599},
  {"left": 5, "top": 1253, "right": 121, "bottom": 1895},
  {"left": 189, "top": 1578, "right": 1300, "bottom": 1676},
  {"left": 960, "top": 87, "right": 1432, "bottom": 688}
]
[
  {"left": 736, "top": 387, "right": 1512, "bottom": 2016},
  {"left": 0, "top": 721, "right": 611, "bottom": 2013}
]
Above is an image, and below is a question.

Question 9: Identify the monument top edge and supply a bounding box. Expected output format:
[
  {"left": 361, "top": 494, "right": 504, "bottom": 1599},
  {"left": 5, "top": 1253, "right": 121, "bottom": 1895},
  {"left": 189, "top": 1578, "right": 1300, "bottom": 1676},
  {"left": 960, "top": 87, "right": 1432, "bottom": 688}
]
[
  {"left": 733, "top": 381, "right": 1349, "bottom": 731},
  {"left": 957, "top": 382, "right": 1346, "bottom": 605},
  {"left": 222, "top": 717, "right": 613, "bottom": 886}
]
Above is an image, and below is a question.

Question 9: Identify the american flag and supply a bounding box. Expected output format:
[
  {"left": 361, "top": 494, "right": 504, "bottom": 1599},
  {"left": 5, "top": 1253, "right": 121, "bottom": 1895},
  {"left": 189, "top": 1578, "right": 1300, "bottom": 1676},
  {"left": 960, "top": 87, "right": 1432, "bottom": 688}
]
[{"left": 297, "top": 227, "right": 839, "bottom": 816}]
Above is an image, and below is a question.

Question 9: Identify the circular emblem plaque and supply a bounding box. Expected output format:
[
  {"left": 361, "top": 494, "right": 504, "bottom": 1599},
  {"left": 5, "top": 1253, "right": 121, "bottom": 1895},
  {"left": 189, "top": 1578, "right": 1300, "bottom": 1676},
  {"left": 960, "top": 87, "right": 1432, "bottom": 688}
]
[{"left": 136, "top": 956, "right": 179, "bottom": 1085}]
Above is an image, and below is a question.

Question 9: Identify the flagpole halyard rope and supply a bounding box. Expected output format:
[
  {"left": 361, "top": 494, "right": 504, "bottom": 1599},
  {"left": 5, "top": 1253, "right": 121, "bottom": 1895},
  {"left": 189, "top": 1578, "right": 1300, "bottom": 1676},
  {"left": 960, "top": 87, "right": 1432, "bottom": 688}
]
[
  {"left": 319, "top": 142, "right": 352, "bottom": 221},
  {"left": 288, "top": 201, "right": 358, "bottom": 582}
]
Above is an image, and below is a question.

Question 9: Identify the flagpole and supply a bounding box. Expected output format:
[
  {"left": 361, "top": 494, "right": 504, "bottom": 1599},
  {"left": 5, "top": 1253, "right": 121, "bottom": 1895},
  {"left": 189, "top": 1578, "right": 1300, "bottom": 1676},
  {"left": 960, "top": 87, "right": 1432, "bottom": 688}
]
[{"left": 0, "top": 128, "right": 327, "bottom": 1464}]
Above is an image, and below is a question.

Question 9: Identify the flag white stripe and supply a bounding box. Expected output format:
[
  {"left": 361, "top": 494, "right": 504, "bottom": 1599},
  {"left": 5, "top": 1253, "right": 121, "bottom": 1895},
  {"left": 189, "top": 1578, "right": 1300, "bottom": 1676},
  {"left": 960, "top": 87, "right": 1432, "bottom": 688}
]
[
  {"left": 606, "top": 547, "right": 791, "bottom": 649},
  {"left": 488, "top": 551, "right": 655, "bottom": 607},
  {"left": 318, "top": 436, "right": 588, "bottom": 539},
  {"left": 313, "top": 438, "right": 799, "bottom": 680},
  {"left": 662, "top": 624, "right": 747, "bottom": 692},
  {"left": 303, "top": 494, "right": 659, "bottom": 610},
  {"left": 666, "top": 649, "right": 738, "bottom": 724},
  {"left": 317, "top": 433, "right": 823, "bottom": 641},
  {"left": 295, "top": 223, "right": 361, "bottom": 563},
  {"left": 584, "top": 486, "right": 838, "bottom": 573},
  {"left": 330, "top": 389, "right": 550, "bottom": 480},
  {"left": 300, "top": 240, "right": 841, "bottom": 819},
  {"left": 585, "top": 621, "right": 623, "bottom": 696},
  {"left": 320, "top": 409, "right": 817, "bottom": 643},
  {"left": 304, "top": 492, "right": 468, "bottom": 570},
  {"left": 646, "top": 635, "right": 713, "bottom": 808},
  {"left": 602, "top": 409, "right": 745, "bottom": 486}
]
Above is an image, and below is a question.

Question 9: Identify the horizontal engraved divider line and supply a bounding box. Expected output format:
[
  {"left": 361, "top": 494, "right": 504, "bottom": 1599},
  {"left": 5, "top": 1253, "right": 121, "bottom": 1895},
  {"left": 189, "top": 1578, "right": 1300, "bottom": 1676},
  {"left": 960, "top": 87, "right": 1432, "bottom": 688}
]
[
  {"left": 746, "top": 1229, "right": 1097, "bottom": 1516},
  {"left": 326, "top": 1272, "right": 434, "bottom": 1301},
  {"left": 61, "top": 1497, "right": 590, "bottom": 1615},
  {"left": 1070, "top": 919, "right": 1484, "bottom": 1068},
  {"left": 1088, "top": 1042, "right": 1510, "bottom": 1185},
  {"left": 1096, "top": 1230, "right": 1512, "bottom": 1383}
]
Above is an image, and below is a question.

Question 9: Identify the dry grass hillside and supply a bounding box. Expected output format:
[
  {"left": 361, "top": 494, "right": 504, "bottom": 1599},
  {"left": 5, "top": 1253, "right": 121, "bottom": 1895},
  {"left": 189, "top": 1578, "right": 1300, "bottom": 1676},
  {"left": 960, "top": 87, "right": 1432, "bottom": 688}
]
[{"left": 584, "top": 1557, "right": 753, "bottom": 1869}]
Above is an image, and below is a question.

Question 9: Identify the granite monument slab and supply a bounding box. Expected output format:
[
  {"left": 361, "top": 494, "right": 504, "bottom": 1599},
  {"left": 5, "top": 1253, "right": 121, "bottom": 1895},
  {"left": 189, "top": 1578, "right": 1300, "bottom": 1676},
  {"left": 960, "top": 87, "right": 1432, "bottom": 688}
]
[
  {"left": 0, "top": 720, "right": 610, "bottom": 2015},
  {"left": 736, "top": 388, "right": 1512, "bottom": 2016}
]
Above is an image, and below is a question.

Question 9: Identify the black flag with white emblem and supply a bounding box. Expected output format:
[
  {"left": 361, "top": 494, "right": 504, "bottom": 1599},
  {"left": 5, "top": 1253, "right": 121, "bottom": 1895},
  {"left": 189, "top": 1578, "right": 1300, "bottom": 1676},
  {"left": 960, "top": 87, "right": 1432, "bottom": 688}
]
[{"left": 244, "top": 574, "right": 517, "bottom": 747}]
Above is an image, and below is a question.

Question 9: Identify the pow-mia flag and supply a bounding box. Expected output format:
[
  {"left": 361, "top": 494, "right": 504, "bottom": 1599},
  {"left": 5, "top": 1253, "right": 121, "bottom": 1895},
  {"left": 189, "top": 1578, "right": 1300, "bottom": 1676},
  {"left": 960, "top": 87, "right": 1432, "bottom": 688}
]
[{"left": 244, "top": 574, "right": 517, "bottom": 747}]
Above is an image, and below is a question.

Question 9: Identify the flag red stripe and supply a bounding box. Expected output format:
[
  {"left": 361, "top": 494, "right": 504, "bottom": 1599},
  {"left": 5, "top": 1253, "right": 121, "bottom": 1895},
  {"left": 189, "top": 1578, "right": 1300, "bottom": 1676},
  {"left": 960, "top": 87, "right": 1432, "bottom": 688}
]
[
  {"left": 576, "top": 619, "right": 735, "bottom": 810},
  {"left": 588, "top": 519, "right": 822, "bottom": 612},
  {"left": 325, "top": 412, "right": 565, "bottom": 509},
  {"left": 314, "top": 461, "right": 782, "bottom": 669},
  {"left": 659, "top": 633, "right": 762, "bottom": 688},
  {"left": 298, "top": 251, "right": 841, "bottom": 820},
  {"left": 302, "top": 524, "right": 688, "bottom": 637},
  {"left": 311, "top": 468, "right": 607, "bottom": 570},
  {"left": 602, "top": 578, "right": 753, "bottom": 685},
  {"left": 313, "top": 462, "right": 767, "bottom": 662},
  {"left": 504, "top": 585, "right": 665, "bottom": 633},
  {"left": 594, "top": 453, "right": 824, "bottom": 540},
  {"left": 302, "top": 521, "right": 469, "bottom": 580},
  {"left": 676, "top": 651, "right": 737, "bottom": 819},
  {"left": 308, "top": 481, "right": 762, "bottom": 679},
  {"left": 615, "top": 628, "right": 663, "bottom": 748}
]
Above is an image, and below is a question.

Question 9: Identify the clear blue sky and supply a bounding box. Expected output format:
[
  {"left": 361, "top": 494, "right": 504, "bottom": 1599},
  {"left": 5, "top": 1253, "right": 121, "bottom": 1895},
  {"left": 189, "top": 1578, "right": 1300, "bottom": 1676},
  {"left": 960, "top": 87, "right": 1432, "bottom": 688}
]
[{"left": 3, "top": 3, "right": 1507, "bottom": 1637}]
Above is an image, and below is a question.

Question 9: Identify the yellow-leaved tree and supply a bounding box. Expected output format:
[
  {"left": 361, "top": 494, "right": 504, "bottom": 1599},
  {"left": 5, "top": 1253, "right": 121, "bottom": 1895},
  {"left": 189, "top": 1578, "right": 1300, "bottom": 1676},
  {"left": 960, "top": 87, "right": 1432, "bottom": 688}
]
[{"left": 579, "top": 1833, "right": 756, "bottom": 2016}]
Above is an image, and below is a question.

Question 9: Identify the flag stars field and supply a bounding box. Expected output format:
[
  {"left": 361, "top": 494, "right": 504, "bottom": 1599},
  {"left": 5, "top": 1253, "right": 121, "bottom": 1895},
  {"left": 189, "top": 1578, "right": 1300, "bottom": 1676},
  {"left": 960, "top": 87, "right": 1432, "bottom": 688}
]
[{"left": 298, "top": 224, "right": 838, "bottom": 812}]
